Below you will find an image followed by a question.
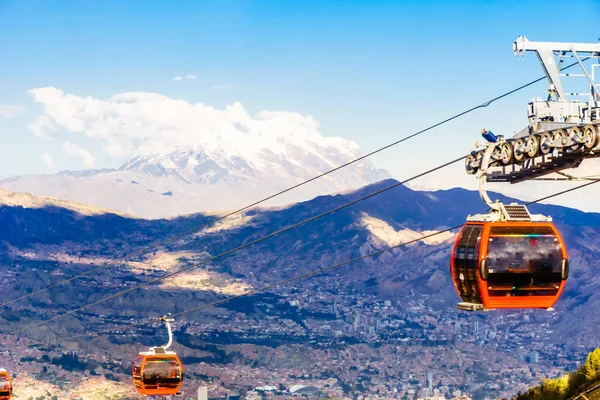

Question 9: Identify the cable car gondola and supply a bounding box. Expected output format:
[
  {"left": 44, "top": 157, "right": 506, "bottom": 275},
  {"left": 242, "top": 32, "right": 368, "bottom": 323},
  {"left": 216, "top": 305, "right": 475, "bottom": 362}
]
[
  {"left": 451, "top": 204, "right": 569, "bottom": 311},
  {"left": 0, "top": 369, "right": 12, "bottom": 400},
  {"left": 132, "top": 314, "right": 184, "bottom": 397},
  {"left": 452, "top": 136, "right": 569, "bottom": 311}
]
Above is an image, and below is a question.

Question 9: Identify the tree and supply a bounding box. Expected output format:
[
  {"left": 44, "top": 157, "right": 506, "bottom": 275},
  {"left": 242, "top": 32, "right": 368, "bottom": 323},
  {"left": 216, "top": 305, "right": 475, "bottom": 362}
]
[
  {"left": 584, "top": 348, "right": 600, "bottom": 381},
  {"left": 515, "top": 348, "right": 600, "bottom": 400}
]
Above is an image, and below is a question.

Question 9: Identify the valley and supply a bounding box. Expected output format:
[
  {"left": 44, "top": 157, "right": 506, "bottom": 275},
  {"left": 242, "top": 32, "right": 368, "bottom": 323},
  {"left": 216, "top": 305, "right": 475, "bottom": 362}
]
[{"left": 1, "top": 181, "right": 599, "bottom": 398}]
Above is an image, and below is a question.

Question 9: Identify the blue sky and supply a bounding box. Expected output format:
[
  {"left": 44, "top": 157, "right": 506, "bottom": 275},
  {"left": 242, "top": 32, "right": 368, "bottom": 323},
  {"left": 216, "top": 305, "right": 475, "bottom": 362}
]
[{"left": 1, "top": 0, "right": 600, "bottom": 207}]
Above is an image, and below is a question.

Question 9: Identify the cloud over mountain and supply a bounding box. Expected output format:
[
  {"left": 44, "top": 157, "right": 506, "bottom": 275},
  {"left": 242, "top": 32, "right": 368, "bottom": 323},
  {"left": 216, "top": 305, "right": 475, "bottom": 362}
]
[
  {"left": 4, "top": 88, "right": 390, "bottom": 217},
  {"left": 28, "top": 87, "right": 366, "bottom": 164},
  {"left": 62, "top": 141, "right": 96, "bottom": 168}
]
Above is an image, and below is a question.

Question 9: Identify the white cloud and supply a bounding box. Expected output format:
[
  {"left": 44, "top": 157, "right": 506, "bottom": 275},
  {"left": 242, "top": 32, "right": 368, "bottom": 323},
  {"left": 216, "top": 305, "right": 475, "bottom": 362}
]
[
  {"left": 27, "top": 115, "right": 56, "bottom": 138},
  {"left": 41, "top": 152, "right": 53, "bottom": 168},
  {"left": 212, "top": 85, "right": 229, "bottom": 90},
  {"left": 0, "top": 104, "right": 25, "bottom": 118},
  {"left": 61, "top": 141, "right": 96, "bottom": 168},
  {"left": 173, "top": 75, "right": 197, "bottom": 82},
  {"left": 26, "top": 87, "right": 363, "bottom": 168}
]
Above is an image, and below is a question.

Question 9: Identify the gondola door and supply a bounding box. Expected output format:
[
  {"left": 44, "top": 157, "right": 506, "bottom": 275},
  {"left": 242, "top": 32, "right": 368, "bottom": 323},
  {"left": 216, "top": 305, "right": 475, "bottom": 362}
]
[{"left": 452, "top": 224, "right": 484, "bottom": 305}]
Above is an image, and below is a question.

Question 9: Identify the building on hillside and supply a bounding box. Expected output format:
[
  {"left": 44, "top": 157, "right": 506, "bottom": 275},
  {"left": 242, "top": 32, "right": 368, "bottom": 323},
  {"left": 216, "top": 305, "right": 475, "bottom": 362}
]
[
  {"left": 417, "top": 389, "right": 447, "bottom": 400},
  {"left": 427, "top": 371, "right": 433, "bottom": 393},
  {"left": 198, "top": 386, "right": 208, "bottom": 400},
  {"left": 289, "top": 384, "right": 321, "bottom": 397}
]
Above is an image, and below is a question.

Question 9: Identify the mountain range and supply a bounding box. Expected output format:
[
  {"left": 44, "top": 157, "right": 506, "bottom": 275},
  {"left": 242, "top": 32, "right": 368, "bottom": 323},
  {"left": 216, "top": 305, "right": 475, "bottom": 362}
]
[
  {"left": 1, "top": 178, "right": 600, "bottom": 398},
  {"left": 0, "top": 140, "right": 390, "bottom": 219}
]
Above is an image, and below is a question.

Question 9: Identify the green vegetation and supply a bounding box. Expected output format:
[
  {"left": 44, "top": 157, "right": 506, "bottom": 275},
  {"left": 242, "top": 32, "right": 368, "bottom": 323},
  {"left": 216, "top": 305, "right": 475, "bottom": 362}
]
[{"left": 514, "top": 348, "right": 600, "bottom": 400}]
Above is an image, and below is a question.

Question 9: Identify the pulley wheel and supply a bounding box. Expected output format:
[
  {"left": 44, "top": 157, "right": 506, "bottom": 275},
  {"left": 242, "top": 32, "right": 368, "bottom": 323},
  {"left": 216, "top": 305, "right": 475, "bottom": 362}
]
[
  {"left": 567, "top": 126, "right": 583, "bottom": 152},
  {"left": 465, "top": 153, "right": 478, "bottom": 175},
  {"left": 539, "top": 132, "right": 552, "bottom": 155},
  {"left": 583, "top": 125, "right": 599, "bottom": 149},
  {"left": 499, "top": 142, "right": 513, "bottom": 165},
  {"left": 526, "top": 135, "right": 539, "bottom": 157},
  {"left": 553, "top": 129, "right": 567, "bottom": 150},
  {"left": 513, "top": 139, "right": 525, "bottom": 161}
]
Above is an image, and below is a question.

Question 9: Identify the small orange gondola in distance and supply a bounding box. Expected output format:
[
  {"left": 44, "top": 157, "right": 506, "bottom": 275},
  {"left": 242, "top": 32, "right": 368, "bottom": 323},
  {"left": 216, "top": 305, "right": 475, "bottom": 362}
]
[
  {"left": 451, "top": 203, "right": 569, "bottom": 311},
  {"left": 0, "top": 369, "right": 12, "bottom": 400},
  {"left": 132, "top": 314, "right": 184, "bottom": 397}
]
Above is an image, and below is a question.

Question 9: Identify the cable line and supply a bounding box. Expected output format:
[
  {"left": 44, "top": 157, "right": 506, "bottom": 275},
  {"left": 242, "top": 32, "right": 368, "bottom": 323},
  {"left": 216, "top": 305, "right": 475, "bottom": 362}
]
[
  {"left": 57, "top": 226, "right": 458, "bottom": 343},
  {"left": 9, "top": 154, "right": 466, "bottom": 335},
  {"left": 13, "top": 151, "right": 600, "bottom": 337},
  {"left": 56, "top": 178, "right": 600, "bottom": 343},
  {"left": 1, "top": 59, "right": 585, "bottom": 308}
]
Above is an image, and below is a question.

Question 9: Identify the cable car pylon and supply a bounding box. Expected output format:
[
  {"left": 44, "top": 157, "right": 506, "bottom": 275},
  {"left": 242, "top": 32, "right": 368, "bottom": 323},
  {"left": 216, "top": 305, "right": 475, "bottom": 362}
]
[
  {"left": 132, "top": 314, "right": 184, "bottom": 398},
  {"left": 465, "top": 36, "right": 600, "bottom": 182}
]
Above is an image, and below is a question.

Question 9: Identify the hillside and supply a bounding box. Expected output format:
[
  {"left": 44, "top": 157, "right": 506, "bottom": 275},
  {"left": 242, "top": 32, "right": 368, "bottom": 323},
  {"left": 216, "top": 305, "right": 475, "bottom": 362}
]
[
  {"left": 0, "top": 187, "right": 134, "bottom": 218},
  {"left": 1, "top": 181, "right": 600, "bottom": 398},
  {"left": 514, "top": 348, "right": 600, "bottom": 400}
]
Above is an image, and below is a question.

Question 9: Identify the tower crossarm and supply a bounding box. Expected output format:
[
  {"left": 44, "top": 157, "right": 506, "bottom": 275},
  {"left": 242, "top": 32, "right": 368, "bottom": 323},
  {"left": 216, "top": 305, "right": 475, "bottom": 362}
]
[{"left": 513, "top": 35, "right": 600, "bottom": 100}]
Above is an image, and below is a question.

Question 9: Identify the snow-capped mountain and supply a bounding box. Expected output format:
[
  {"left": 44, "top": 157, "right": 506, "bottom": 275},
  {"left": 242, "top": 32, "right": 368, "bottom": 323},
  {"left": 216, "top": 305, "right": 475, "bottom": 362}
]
[
  {"left": 4, "top": 88, "right": 390, "bottom": 218},
  {"left": 0, "top": 145, "right": 389, "bottom": 219},
  {"left": 117, "top": 141, "right": 388, "bottom": 186}
]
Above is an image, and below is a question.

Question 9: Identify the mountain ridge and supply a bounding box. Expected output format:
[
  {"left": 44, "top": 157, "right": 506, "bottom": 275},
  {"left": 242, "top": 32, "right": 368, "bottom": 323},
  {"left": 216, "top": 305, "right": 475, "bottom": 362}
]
[
  {"left": 0, "top": 146, "right": 390, "bottom": 219},
  {"left": 2, "top": 179, "right": 600, "bottom": 399},
  {"left": 0, "top": 187, "right": 135, "bottom": 218}
]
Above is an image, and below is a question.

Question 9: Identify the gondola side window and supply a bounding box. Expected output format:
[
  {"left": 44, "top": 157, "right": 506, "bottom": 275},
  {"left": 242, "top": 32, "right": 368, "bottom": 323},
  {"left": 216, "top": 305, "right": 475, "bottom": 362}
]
[
  {"left": 486, "top": 225, "right": 563, "bottom": 296},
  {"left": 487, "top": 226, "right": 562, "bottom": 274},
  {"left": 143, "top": 359, "right": 182, "bottom": 385},
  {"left": 133, "top": 356, "right": 143, "bottom": 378},
  {"left": 0, "top": 376, "right": 9, "bottom": 396}
]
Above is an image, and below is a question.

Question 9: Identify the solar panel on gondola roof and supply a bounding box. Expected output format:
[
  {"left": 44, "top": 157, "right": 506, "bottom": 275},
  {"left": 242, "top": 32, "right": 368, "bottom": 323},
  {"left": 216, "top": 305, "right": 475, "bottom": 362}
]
[{"left": 502, "top": 204, "right": 531, "bottom": 221}]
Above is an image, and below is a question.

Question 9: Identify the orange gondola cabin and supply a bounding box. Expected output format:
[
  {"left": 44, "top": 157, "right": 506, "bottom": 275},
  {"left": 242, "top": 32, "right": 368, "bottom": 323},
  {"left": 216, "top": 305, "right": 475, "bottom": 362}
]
[
  {"left": 132, "top": 349, "right": 183, "bottom": 396},
  {"left": 132, "top": 315, "right": 184, "bottom": 397},
  {"left": 0, "top": 369, "right": 12, "bottom": 400},
  {"left": 451, "top": 203, "right": 569, "bottom": 311}
]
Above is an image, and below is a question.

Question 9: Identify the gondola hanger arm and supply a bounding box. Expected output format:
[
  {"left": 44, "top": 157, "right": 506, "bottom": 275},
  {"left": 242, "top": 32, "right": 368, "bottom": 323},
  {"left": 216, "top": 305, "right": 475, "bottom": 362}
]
[{"left": 158, "top": 314, "right": 174, "bottom": 351}]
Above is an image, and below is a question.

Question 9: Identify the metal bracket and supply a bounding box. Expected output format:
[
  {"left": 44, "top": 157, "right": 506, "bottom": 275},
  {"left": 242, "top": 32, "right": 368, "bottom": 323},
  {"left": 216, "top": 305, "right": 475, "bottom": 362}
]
[
  {"left": 571, "top": 48, "right": 599, "bottom": 107},
  {"left": 151, "top": 313, "right": 175, "bottom": 352}
]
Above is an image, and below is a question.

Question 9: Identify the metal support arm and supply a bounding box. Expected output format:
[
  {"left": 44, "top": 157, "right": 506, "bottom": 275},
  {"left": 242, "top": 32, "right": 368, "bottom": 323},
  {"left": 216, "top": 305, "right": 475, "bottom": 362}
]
[
  {"left": 513, "top": 35, "right": 600, "bottom": 100},
  {"left": 477, "top": 140, "right": 501, "bottom": 211},
  {"left": 571, "top": 48, "right": 599, "bottom": 107},
  {"left": 160, "top": 314, "right": 174, "bottom": 351}
]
